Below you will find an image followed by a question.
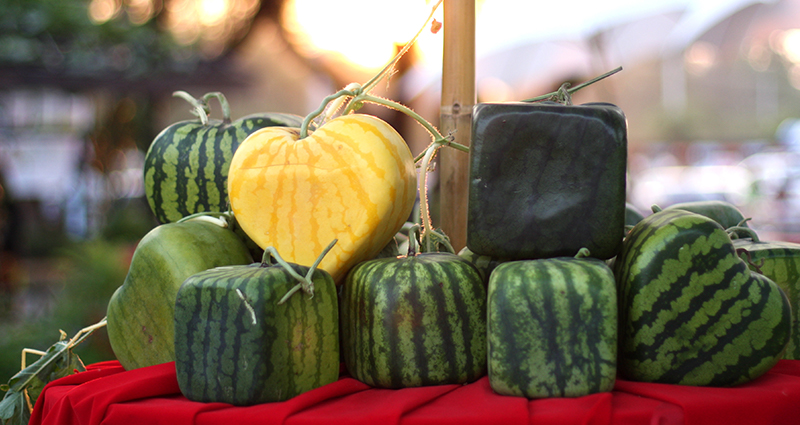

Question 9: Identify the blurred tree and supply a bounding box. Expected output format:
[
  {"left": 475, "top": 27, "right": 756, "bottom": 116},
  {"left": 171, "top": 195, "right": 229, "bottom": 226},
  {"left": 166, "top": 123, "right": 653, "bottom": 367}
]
[
  {"left": 0, "top": 0, "right": 274, "bottom": 92},
  {"left": 0, "top": 0, "right": 181, "bottom": 83}
]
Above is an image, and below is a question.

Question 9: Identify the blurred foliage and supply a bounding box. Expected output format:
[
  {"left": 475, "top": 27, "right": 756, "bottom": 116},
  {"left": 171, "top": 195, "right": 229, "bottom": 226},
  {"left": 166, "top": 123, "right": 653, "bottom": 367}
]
[
  {"left": 0, "top": 199, "right": 153, "bottom": 389},
  {"left": 101, "top": 197, "right": 157, "bottom": 242},
  {"left": 0, "top": 0, "right": 200, "bottom": 79}
]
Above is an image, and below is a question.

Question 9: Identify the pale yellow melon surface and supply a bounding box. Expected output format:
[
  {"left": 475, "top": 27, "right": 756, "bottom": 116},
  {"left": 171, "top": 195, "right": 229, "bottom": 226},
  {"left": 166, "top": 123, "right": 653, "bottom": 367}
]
[{"left": 228, "top": 114, "right": 417, "bottom": 282}]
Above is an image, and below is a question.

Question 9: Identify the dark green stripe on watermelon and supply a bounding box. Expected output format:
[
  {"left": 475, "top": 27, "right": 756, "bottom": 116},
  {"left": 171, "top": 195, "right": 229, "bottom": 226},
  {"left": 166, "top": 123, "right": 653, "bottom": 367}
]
[
  {"left": 144, "top": 113, "right": 303, "bottom": 223},
  {"left": 733, "top": 237, "right": 800, "bottom": 360},
  {"left": 174, "top": 262, "right": 339, "bottom": 405},
  {"left": 340, "top": 252, "right": 487, "bottom": 388},
  {"left": 487, "top": 256, "right": 617, "bottom": 398},
  {"left": 615, "top": 209, "right": 791, "bottom": 387}
]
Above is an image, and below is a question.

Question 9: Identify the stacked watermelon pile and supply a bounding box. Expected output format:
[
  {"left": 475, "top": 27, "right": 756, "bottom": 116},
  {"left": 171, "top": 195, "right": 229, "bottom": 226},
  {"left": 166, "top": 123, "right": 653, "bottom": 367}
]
[
  {"left": 467, "top": 100, "right": 794, "bottom": 397},
  {"left": 103, "top": 87, "right": 798, "bottom": 408}
]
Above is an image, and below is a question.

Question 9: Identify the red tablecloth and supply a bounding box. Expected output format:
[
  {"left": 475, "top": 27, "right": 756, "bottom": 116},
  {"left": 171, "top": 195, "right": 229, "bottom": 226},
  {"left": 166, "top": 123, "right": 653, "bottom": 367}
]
[{"left": 29, "top": 360, "right": 800, "bottom": 425}]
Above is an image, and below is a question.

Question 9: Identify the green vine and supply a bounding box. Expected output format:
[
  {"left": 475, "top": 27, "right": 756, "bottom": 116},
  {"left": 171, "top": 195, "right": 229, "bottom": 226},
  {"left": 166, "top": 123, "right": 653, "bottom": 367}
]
[
  {"left": 298, "top": 0, "right": 445, "bottom": 139},
  {"left": 521, "top": 66, "right": 623, "bottom": 104},
  {"left": 406, "top": 224, "right": 421, "bottom": 257},
  {"left": 292, "top": 0, "right": 470, "bottom": 250},
  {"left": 271, "top": 239, "right": 338, "bottom": 305}
]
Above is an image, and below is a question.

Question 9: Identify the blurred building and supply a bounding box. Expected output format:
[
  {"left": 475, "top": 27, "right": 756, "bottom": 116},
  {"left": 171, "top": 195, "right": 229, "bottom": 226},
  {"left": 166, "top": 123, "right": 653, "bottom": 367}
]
[{"left": 2, "top": 0, "right": 800, "bottom": 249}]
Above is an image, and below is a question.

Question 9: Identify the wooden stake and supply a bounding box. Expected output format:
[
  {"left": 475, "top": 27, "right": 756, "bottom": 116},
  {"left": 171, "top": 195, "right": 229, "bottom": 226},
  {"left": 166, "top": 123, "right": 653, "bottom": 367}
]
[{"left": 439, "top": 0, "right": 475, "bottom": 252}]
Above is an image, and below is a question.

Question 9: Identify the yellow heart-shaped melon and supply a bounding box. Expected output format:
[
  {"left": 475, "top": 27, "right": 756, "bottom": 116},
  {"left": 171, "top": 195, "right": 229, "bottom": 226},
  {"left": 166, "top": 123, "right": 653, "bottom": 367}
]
[{"left": 228, "top": 114, "right": 417, "bottom": 282}]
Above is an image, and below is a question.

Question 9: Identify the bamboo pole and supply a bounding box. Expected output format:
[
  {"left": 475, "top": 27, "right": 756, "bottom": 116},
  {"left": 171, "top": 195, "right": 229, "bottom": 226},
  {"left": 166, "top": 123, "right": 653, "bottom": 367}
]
[{"left": 439, "top": 0, "right": 475, "bottom": 252}]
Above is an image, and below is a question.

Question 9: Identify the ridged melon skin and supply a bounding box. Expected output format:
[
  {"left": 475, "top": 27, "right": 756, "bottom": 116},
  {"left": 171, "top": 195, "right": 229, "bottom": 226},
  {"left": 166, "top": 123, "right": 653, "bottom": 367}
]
[
  {"left": 487, "top": 257, "right": 617, "bottom": 398},
  {"left": 615, "top": 209, "right": 791, "bottom": 386},
  {"left": 340, "top": 252, "right": 487, "bottom": 388},
  {"left": 733, "top": 238, "right": 800, "bottom": 359},
  {"left": 174, "top": 263, "right": 339, "bottom": 405},
  {"left": 144, "top": 113, "right": 303, "bottom": 224},
  {"left": 227, "top": 114, "right": 417, "bottom": 284},
  {"left": 106, "top": 219, "right": 253, "bottom": 370}
]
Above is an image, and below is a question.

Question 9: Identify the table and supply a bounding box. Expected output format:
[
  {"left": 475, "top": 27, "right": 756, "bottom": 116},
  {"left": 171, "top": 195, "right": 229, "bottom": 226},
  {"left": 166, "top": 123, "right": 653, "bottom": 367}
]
[{"left": 29, "top": 360, "right": 800, "bottom": 425}]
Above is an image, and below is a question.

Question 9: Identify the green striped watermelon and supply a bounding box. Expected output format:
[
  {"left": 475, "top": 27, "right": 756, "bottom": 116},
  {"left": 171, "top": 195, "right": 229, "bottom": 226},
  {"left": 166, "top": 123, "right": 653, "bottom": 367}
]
[
  {"left": 663, "top": 199, "right": 750, "bottom": 230},
  {"left": 733, "top": 228, "right": 800, "bottom": 360},
  {"left": 107, "top": 215, "right": 252, "bottom": 370},
  {"left": 487, "top": 249, "right": 617, "bottom": 398},
  {"left": 144, "top": 91, "right": 303, "bottom": 223},
  {"left": 174, "top": 256, "right": 339, "bottom": 405},
  {"left": 340, "top": 251, "right": 487, "bottom": 388},
  {"left": 615, "top": 208, "right": 791, "bottom": 386}
]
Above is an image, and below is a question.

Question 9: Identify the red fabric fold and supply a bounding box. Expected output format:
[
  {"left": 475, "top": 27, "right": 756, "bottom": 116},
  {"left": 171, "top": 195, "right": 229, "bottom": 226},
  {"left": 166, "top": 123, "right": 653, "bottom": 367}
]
[
  {"left": 614, "top": 361, "right": 800, "bottom": 425},
  {"left": 28, "top": 360, "right": 800, "bottom": 425}
]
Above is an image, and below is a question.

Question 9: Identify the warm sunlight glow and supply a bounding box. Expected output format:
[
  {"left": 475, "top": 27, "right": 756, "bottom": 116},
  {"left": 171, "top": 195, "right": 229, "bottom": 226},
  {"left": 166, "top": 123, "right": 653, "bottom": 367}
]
[
  {"left": 478, "top": 77, "right": 512, "bottom": 102},
  {"left": 88, "top": 0, "right": 121, "bottom": 24},
  {"left": 684, "top": 41, "right": 717, "bottom": 76},
  {"left": 781, "top": 29, "right": 800, "bottom": 64},
  {"left": 198, "top": 0, "right": 228, "bottom": 26},
  {"left": 283, "top": 0, "right": 441, "bottom": 70},
  {"left": 163, "top": 0, "right": 260, "bottom": 57},
  {"left": 127, "top": 0, "right": 158, "bottom": 25}
]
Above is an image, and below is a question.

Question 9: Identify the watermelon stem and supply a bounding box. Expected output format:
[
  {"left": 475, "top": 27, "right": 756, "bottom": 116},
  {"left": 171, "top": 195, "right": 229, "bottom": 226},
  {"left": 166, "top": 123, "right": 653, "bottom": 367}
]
[
  {"left": 351, "top": 93, "right": 470, "bottom": 161},
  {"left": 172, "top": 91, "right": 211, "bottom": 126},
  {"left": 407, "top": 224, "right": 420, "bottom": 257},
  {"left": 418, "top": 139, "right": 438, "bottom": 249},
  {"left": 259, "top": 248, "right": 273, "bottom": 266},
  {"left": 201, "top": 92, "right": 233, "bottom": 124},
  {"left": 299, "top": 86, "right": 360, "bottom": 138},
  {"left": 728, "top": 225, "right": 759, "bottom": 242},
  {"left": 521, "top": 66, "right": 623, "bottom": 103},
  {"left": 415, "top": 132, "right": 460, "bottom": 253},
  {"left": 275, "top": 239, "right": 338, "bottom": 305}
]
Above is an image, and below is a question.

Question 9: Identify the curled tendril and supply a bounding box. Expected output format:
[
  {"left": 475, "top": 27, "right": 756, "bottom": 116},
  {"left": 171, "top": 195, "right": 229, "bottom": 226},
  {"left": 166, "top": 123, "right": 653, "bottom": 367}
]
[{"left": 736, "top": 248, "right": 765, "bottom": 274}]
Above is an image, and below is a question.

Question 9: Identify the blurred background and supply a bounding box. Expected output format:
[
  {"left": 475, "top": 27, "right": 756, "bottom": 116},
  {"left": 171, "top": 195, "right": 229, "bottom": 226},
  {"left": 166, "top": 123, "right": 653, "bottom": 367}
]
[{"left": 2, "top": 0, "right": 800, "bottom": 381}]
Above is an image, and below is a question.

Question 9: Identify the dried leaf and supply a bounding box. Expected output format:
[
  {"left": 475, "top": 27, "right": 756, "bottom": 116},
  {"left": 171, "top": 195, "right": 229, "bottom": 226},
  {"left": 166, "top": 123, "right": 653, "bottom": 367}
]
[
  {"left": 5, "top": 341, "right": 70, "bottom": 395},
  {"left": 0, "top": 318, "right": 106, "bottom": 423},
  {"left": 26, "top": 348, "right": 85, "bottom": 404},
  {"left": 0, "top": 387, "right": 30, "bottom": 425},
  {"left": 0, "top": 340, "right": 85, "bottom": 423}
]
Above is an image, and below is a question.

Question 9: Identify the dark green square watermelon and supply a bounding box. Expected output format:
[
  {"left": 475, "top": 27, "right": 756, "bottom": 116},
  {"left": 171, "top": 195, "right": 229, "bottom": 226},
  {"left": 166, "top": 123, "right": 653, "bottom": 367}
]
[{"left": 467, "top": 101, "right": 627, "bottom": 260}]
